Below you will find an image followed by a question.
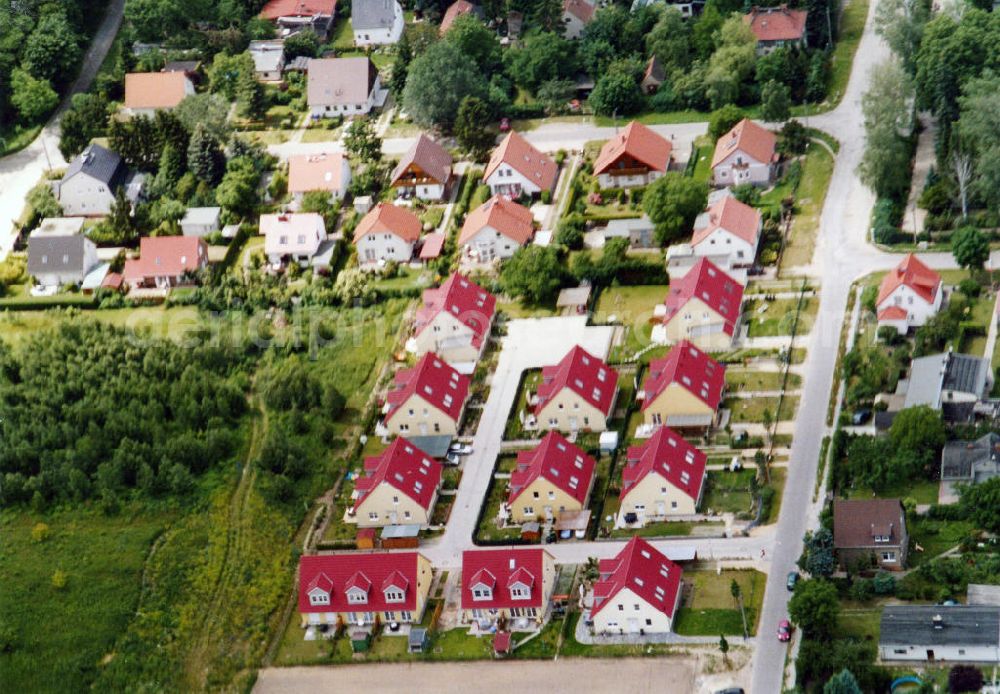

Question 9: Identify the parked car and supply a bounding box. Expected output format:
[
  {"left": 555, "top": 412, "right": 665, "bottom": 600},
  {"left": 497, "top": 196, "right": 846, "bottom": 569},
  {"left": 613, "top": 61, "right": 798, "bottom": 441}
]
[
  {"left": 777, "top": 619, "right": 792, "bottom": 642},
  {"left": 786, "top": 571, "right": 799, "bottom": 592},
  {"left": 499, "top": 117, "right": 511, "bottom": 132},
  {"left": 444, "top": 452, "right": 461, "bottom": 466},
  {"left": 715, "top": 689, "right": 745, "bottom": 694},
  {"left": 851, "top": 409, "right": 872, "bottom": 425},
  {"left": 449, "top": 442, "right": 473, "bottom": 455}
]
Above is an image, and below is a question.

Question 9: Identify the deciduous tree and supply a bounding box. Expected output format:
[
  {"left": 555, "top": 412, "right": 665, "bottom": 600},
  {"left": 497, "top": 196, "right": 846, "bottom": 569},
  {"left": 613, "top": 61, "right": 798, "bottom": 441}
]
[
  {"left": 951, "top": 226, "right": 989, "bottom": 270},
  {"left": 788, "top": 578, "right": 839, "bottom": 638},
  {"left": 500, "top": 246, "right": 565, "bottom": 304},
  {"left": 642, "top": 173, "right": 708, "bottom": 245},
  {"left": 403, "top": 41, "right": 488, "bottom": 129}
]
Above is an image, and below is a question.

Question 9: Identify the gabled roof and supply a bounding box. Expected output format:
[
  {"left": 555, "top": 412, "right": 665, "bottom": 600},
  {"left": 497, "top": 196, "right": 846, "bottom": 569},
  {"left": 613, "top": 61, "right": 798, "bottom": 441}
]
[
  {"left": 352, "top": 0, "right": 399, "bottom": 30},
  {"left": 288, "top": 152, "right": 349, "bottom": 194},
  {"left": 260, "top": 0, "right": 336, "bottom": 19},
  {"left": 124, "top": 72, "right": 191, "bottom": 110},
  {"left": 414, "top": 273, "right": 496, "bottom": 349},
  {"left": 876, "top": 305, "right": 908, "bottom": 321},
  {"left": 621, "top": 426, "right": 706, "bottom": 502},
  {"left": 662, "top": 258, "right": 744, "bottom": 337},
  {"left": 509, "top": 431, "right": 597, "bottom": 507},
  {"left": 484, "top": 131, "right": 558, "bottom": 192},
  {"left": 298, "top": 552, "right": 424, "bottom": 613},
  {"left": 643, "top": 55, "right": 666, "bottom": 84},
  {"left": 459, "top": 195, "right": 534, "bottom": 246},
  {"left": 535, "top": 345, "right": 618, "bottom": 418},
  {"left": 355, "top": 437, "right": 442, "bottom": 511},
  {"left": 385, "top": 352, "right": 470, "bottom": 422},
  {"left": 832, "top": 498, "right": 906, "bottom": 549},
  {"left": 64, "top": 144, "right": 128, "bottom": 188},
  {"left": 563, "top": 0, "right": 596, "bottom": 23},
  {"left": 881, "top": 605, "right": 1000, "bottom": 648},
  {"left": 876, "top": 253, "right": 941, "bottom": 306},
  {"left": 591, "top": 537, "right": 683, "bottom": 619},
  {"left": 594, "top": 121, "right": 672, "bottom": 176},
  {"left": 353, "top": 202, "right": 422, "bottom": 243},
  {"left": 307, "top": 57, "right": 378, "bottom": 107},
  {"left": 261, "top": 213, "right": 326, "bottom": 256},
  {"left": 641, "top": 340, "right": 725, "bottom": 412},
  {"left": 711, "top": 118, "right": 777, "bottom": 168},
  {"left": 440, "top": 0, "right": 476, "bottom": 33},
  {"left": 461, "top": 548, "right": 551, "bottom": 609},
  {"left": 743, "top": 5, "right": 808, "bottom": 42},
  {"left": 27, "top": 235, "right": 95, "bottom": 276},
  {"left": 691, "top": 196, "right": 761, "bottom": 247},
  {"left": 123, "top": 236, "right": 207, "bottom": 282},
  {"left": 391, "top": 134, "right": 453, "bottom": 187}
]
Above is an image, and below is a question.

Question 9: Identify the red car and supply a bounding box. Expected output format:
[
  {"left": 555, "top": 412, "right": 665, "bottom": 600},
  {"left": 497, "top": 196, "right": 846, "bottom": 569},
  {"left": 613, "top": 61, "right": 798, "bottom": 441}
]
[
  {"left": 777, "top": 619, "right": 792, "bottom": 642},
  {"left": 499, "top": 117, "right": 511, "bottom": 132}
]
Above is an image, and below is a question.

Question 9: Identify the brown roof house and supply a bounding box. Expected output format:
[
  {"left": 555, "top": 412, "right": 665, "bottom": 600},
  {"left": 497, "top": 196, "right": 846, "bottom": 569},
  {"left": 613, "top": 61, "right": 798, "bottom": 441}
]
[
  {"left": 123, "top": 72, "right": 195, "bottom": 118},
  {"left": 592, "top": 121, "right": 673, "bottom": 189},
  {"left": 641, "top": 56, "right": 666, "bottom": 95},
  {"left": 459, "top": 195, "right": 534, "bottom": 262},
  {"left": 288, "top": 152, "right": 352, "bottom": 203},
  {"left": 390, "top": 134, "right": 453, "bottom": 201},
  {"left": 833, "top": 499, "right": 908, "bottom": 572},
  {"left": 483, "top": 131, "right": 558, "bottom": 198},
  {"left": 711, "top": 118, "right": 777, "bottom": 187},
  {"left": 307, "top": 57, "right": 385, "bottom": 118},
  {"left": 744, "top": 5, "right": 808, "bottom": 55},
  {"left": 562, "top": 0, "right": 596, "bottom": 39}
]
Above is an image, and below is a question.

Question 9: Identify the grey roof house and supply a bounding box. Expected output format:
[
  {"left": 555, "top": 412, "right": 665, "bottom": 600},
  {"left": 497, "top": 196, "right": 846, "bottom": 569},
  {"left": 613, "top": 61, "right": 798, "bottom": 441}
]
[
  {"left": 352, "top": 0, "right": 404, "bottom": 46},
  {"left": 27, "top": 228, "right": 100, "bottom": 288},
  {"left": 249, "top": 40, "right": 285, "bottom": 81},
  {"left": 880, "top": 605, "right": 1000, "bottom": 663},
  {"left": 56, "top": 144, "right": 143, "bottom": 217},
  {"left": 180, "top": 207, "right": 222, "bottom": 237},
  {"left": 307, "top": 57, "right": 384, "bottom": 118},
  {"left": 902, "top": 351, "right": 992, "bottom": 423},
  {"left": 941, "top": 433, "right": 1000, "bottom": 484}
]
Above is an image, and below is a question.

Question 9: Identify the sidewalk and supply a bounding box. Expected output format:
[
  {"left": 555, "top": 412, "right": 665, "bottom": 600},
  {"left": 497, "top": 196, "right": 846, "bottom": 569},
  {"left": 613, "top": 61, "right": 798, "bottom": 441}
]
[{"left": 901, "top": 113, "right": 936, "bottom": 235}]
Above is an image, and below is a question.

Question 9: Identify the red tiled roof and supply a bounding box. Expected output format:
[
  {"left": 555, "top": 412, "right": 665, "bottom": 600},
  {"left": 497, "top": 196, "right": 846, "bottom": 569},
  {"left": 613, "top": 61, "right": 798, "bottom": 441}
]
[
  {"left": 440, "top": 0, "right": 475, "bottom": 33},
  {"left": 419, "top": 232, "right": 445, "bottom": 260},
  {"left": 563, "top": 0, "right": 595, "bottom": 23},
  {"left": 385, "top": 352, "right": 470, "bottom": 423},
  {"left": 591, "top": 537, "right": 683, "bottom": 619},
  {"left": 123, "top": 236, "right": 207, "bottom": 284},
  {"left": 691, "top": 196, "right": 761, "bottom": 247},
  {"left": 593, "top": 121, "right": 672, "bottom": 176},
  {"left": 484, "top": 131, "right": 558, "bottom": 192},
  {"left": 414, "top": 273, "right": 496, "bottom": 349},
  {"left": 743, "top": 5, "right": 808, "bottom": 42},
  {"left": 640, "top": 340, "right": 725, "bottom": 412},
  {"left": 877, "top": 305, "right": 908, "bottom": 321},
  {"left": 661, "top": 258, "right": 744, "bottom": 337},
  {"left": 509, "top": 431, "right": 597, "bottom": 507},
  {"left": 288, "top": 152, "right": 349, "bottom": 194},
  {"left": 711, "top": 118, "right": 777, "bottom": 169},
  {"left": 391, "top": 134, "right": 453, "bottom": 187},
  {"left": 876, "top": 253, "right": 941, "bottom": 306},
  {"left": 298, "top": 552, "right": 423, "bottom": 614},
  {"left": 535, "top": 345, "right": 618, "bottom": 418},
  {"left": 459, "top": 195, "right": 534, "bottom": 247},
  {"left": 261, "top": 0, "right": 336, "bottom": 19},
  {"left": 101, "top": 272, "right": 123, "bottom": 289},
  {"left": 124, "top": 72, "right": 191, "bottom": 110},
  {"left": 353, "top": 202, "right": 422, "bottom": 243},
  {"left": 461, "top": 548, "right": 549, "bottom": 610},
  {"left": 355, "top": 437, "right": 442, "bottom": 511},
  {"left": 621, "top": 427, "right": 707, "bottom": 502}
]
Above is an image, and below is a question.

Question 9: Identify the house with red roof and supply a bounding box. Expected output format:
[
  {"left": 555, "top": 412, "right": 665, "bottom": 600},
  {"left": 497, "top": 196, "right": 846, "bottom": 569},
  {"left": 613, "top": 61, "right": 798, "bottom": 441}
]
[
  {"left": 288, "top": 152, "right": 351, "bottom": 203},
  {"left": 593, "top": 121, "right": 673, "bottom": 189},
  {"left": 654, "top": 258, "right": 744, "bottom": 351},
  {"left": 483, "top": 131, "right": 558, "bottom": 198},
  {"left": 382, "top": 353, "right": 471, "bottom": 437},
  {"left": 459, "top": 195, "right": 535, "bottom": 262},
  {"left": 618, "top": 427, "right": 706, "bottom": 525},
  {"left": 461, "top": 548, "right": 557, "bottom": 628},
  {"left": 876, "top": 254, "right": 943, "bottom": 335},
  {"left": 590, "top": 537, "right": 684, "bottom": 634},
  {"left": 562, "top": 0, "right": 596, "bottom": 39},
  {"left": 439, "top": 0, "right": 478, "bottom": 34},
  {"left": 390, "top": 134, "right": 453, "bottom": 201},
  {"left": 259, "top": 0, "right": 336, "bottom": 39},
  {"left": 350, "top": 437, "right": 442, "bottom": 527},
  {"left": 123, "top": 236, "right": 208, "bottom": 289},
  {"left": 409, "top": 273, "right": 497, "bottom": 366},
  {"left": 531, "top": 345, "right": 618, "bottom": 433},
  {"left": 298, "top": 551, "right": 433, "bottom": 627},
  {"left": 744, "top": 5, "right": 808, "bottom": 54},
  {"left": 507, "top": 431, "right": 597, "bottom": 523},
  {"left": 638, "top": 340, "right": 725, "bottom": 429},
  {"left": 711, "top": 118, "right": 777, "bottom": 187},
  {"left": 123, "top": 72, "right": 194, "bottom": 118},
  {"left": 353, "top": 202, "right": 422, "bottom": 267},
  {"left": 691, "top": 195, "right": 762, "bottom": 268}
]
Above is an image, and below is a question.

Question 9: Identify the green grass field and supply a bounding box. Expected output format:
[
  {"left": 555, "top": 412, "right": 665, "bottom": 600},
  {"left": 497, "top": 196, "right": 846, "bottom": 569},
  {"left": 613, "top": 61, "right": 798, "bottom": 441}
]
[
  {"left": 745, "top": 297, "right": 818, "bottom": 337},
  {"left": 675, "top": 569, "right": 765, "bottom": 636},
  {"left": 593, "top": 285, "right": 667, "bottom": 325},
  {"left": 781, "top": 142, "right": 835, "bottom": 269}
]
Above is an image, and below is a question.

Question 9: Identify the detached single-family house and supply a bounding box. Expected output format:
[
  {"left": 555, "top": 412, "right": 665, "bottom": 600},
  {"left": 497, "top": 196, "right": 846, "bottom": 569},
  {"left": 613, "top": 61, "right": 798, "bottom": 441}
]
[
  {"left": 641, "top": 56, "right": 666, "bottom": 94},
  {"left": 562, "top": 0, "right": 596, "bottom": 39},
  {"left": 711, "top": 118, "right": 777, "bottom": 187},
  {"left": 533, "top": 345, "right": 618, "bottom": 433},
  {"left": 691, "top": 195, "right": 761, "bottom": 268},
  {"left": 307, "top": 57, "right": 384, "bottom": 118},
  {"left": 508, "top": 431, "right": 597, "bottom": 524},
  {"left": 180, "top": 206, "right": 221, "bottom": 237},
  {"left": 876, "top": 254, "right": 943, "bottom": 335},
  {"left": 941, "top": 433, "right": 1000, "bottom": 486},
  {"left": 298, "top": 552, "right": 433, "bottom": 627},
  {"left": 249, "top": 40, "right": 285, "bottom": 81},
  {"left": 123, "top": 236, "right": 208, "bottom": 289},
  {"left": 901, "top": 352, "right": 993, "bottom": 424},
  {"left": 631, "top": 0, "right": 704, "bottom": 18},
  {"left": 390, "top": 134, "right": 453, "bottom": 201},
  {"left": 459, "top": 195, "right": 534, "bottom": 262},
  {"left": 123, "top": 72, "right": 195, "bottom": 117},
  {"left": 440, "top": 0, "right": 478, "bottom": 34},
  {"left": 382, "top": 352, "right": 470, "bottom": 437},
  {"left": 461, "top": 548, "right": 557, "bottom": 628},
  {"left": 618, "top": 427, "right": 706, "bottom": 524},
  {"left": 744, "top": 5, "right": 808, "bottom": 55},
  {"left": 259, "top": 0, "right": 336, "bottom": 38},
  {"left": 57, "top": 144, "right": 141, "bottom": 217},
  {"left": 352, "top": 0, "right": 404, "bottom": 46},
  {"left": 410, "top": 273, "right": 497, "bottom": 366},
  {"left": 833, "top": 498, "right": 908, "bottom": 572},
  {"left": 288, "top": 152, "right": 352, "bottom": 203},
  {"left": 590, "top": 537, "right": 684, "bottom": 635},
  {"left": 483, "top": 131, "right": 558, "bottom": 198},
  {"left": 879, "top": 605, "right": 1000, "bottom": 664},
  {"left": 261, "top": 213, "right": 326, "bottom": 266},
  {"left": 351, "top": 437, "right": 442, "bottom": 527},
  {"left": 592, "top": 121, "right": 673, "bottom": 189},
  {"left": 638, "top": 340, "right": 725, "bottom": 429},
  {"left": 654, "top": 258, "right": 744, "bottom": 351},
  {"left": 353, "top": 202, "right": 422, "bottom": 266},
  {"left": 27, "top": 226, "right": 99, "bottom": 289}
]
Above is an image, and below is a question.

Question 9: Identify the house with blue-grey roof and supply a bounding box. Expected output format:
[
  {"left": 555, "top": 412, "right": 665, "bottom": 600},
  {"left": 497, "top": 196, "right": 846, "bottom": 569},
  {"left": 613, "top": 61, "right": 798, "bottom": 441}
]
[
  {"left": 352, "top": 0, "right": 404, "bottom": 46},
  {"left": 879, "top": 605, "right": 1000, "bottom": 663},
  {"left": 56, "top": 144, "right": 143, "bottom": 217}
]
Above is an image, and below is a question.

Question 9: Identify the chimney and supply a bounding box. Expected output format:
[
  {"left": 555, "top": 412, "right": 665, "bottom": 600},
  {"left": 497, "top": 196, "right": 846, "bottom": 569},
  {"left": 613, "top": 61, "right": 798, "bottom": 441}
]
[
  {"left": 932, "top": 614, "right": 944, "bottom": 630},
  {"left": 509, "top": 558, "right": 515, "bottom": 570}
]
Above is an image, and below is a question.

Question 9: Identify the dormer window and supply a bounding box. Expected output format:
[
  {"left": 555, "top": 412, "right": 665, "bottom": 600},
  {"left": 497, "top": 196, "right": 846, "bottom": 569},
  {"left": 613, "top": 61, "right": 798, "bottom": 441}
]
[
  {"left": 472, "top": 584, "right": 493, "bottom": 601},
  {"left": 384, "top": 588, "right": 406, "bottom": 603},
  {"left": 509, "top": 583, "right": 531, "bottom": 600},
  {"left": 308, "top": 589, "right": 330, "bottom": 606},
  {"left": 346, "top": 587, "right": 368, "bottom": 604}
]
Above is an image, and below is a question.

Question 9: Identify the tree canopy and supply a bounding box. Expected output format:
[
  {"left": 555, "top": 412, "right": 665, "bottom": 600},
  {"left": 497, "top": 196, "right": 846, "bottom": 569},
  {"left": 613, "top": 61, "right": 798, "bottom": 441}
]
[{"left": 642, "top": 174, "right": 708, "bottom": 245}]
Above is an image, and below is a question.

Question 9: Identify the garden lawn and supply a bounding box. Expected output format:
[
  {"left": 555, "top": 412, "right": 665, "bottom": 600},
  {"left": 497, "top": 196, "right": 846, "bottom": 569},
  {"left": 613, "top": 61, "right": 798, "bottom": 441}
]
[
  {"left": 504, "top": 369, "right": 543, "bottom": 440},
  {"left": 846, "top": 478, "right": 939, "bottom": 506},
  {"left": 675, "top": 569, "right": 765, "bottom": 636},
  {"left": 702, "top": 469, "right": 755, "bottom": 515},
  {"left": 690, "top": 135, "right": 713, "bottom": 184},
  {"left": 744, "top": 297, "right": 817, "bottom": 338},
  {"left": 372, "top": 267, "right": 433, "bottom": 292},
  {"left": 907, "top": 518, "right": 975, "bottom": 567},
  {"left": 725, "top": 369, "right": 801, "bottom": 391},
  {"left": 781, "top": 142, "right": 835, "bottom": 269},
  {"left": 476, "top": 476, "right": 521, "bottom": 543},
  {"left": 826, "top": 0, "right": 870, "bottom": 109},
  {"left": 724, "top": 396, "right": 782, "bottom": 423},
  {"left": 836, "top": 607, "right": 882, "bottom": 641},
  {"left": 608, "top": 520, "right": 724, "bottom": 538},
  {"left": 593, "top": 285, "right": 668, "bottom": 325}
]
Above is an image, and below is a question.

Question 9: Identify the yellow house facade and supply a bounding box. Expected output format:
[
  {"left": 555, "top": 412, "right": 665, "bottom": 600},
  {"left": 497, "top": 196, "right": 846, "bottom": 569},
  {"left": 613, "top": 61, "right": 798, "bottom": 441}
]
[
  {"left": 353, "top": 481, "right": 438, "bottom": 527},
  {"left": 591, "top": 585, "right": 677, "bottom": 634},
  {"left": 461, "top": 549, "right": 558, "bottom": 626},
  {"left": 509, "top": 477, "right": 591, "bottom": 524},
  {"left": 661, "top": 296, "right": 735, "bottom": 351},
  {"left": 619, "top": 472, "right": 700, "bottom": 522},
  {"left": 536, "top": 388, "right": 613, "bottom": 433},
  {"left": 384, "top": 393, "right": 461, "bottom": 436},
  {"left": 410, "top": 311, "right": 483, "bottom": 364},
  {"left": 642, "top": 383, "right": 715, "bottom": 428}
]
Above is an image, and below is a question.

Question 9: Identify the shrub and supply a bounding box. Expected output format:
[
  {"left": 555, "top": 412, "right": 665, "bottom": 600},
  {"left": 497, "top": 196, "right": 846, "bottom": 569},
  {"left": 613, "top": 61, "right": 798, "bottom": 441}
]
[
  {"left": 958, "top": 278, "right": 981, "bottom": 298},
  {"left": 51, "top": 569, "right": 68, "bottom": 589},
  {"left": 31, "top": 522, "right": 50, "bottom": 543}
]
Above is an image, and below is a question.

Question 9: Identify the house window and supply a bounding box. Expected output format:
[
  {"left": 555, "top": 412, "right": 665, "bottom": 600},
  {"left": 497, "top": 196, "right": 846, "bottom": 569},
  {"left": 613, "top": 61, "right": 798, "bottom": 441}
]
[
  {"left": 399, "top": 424, "right": 409, "bottom": 432},
  {"left": 309, "top": 591, "right": 330, "bottom": 606},
  {"left": 368, "top": 512, "right": 378, "bottom": 520},
  {"left": 384, "top": 589, "right": 406, "bottom": 603},
  {"left": 401, "top": 611, "right": 412, "bottom": 621},
  {"left": 347, "top": 590, "right": 368, "bottom": 605},
  {"left": 533, "top": 491, "right": 540, "bottom": 499},
  {"left": 393, "top": 496, "right": 399, "bottom": 504},
  {"left": 881, "top": 552, "right": 896, "bottom": 562},
  {"left": 472, "top": 586, "right": 493, "bottom": 601},
  {"left": 547, "top": 491, "right": 555, "bottom": 500},
  {"left": 893, "top": 648, "right": 907, "bottom": 655},
  {"left": 403, "top": 510, "right": 411, "bottom": 519},
  {"left": 523, "top": 506, "right": 533, "bottom": 515},
  {"left": 618, "top": 604, "right": 624, "bottom": 611},
  {"left": 645, "top": 618, "right": 652, "bottom": 626},
  {"left": 510, "top": 586, "right": 530, "bottom": 600}
]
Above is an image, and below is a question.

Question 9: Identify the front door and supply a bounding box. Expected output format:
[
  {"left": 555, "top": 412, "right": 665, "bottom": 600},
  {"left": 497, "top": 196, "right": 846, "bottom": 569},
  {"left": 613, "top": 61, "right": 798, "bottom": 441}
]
[
  {"left": 926, "top": 650, "right": 935, "bottom": 661},
  {"left": 656, "top": 501, "right": 666, "bottom": 516},
  {"left": 628, "top": 619, "right": 640, "bottom": 633},
  {"left": 544, "top": 506, "right": 553, "bottom": 520},
  {"left": 568, "top": 417, "right": 578, "bottom": 431},
  {"left": 419, "top": 423, "right": 429, "bottom": 435}
]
